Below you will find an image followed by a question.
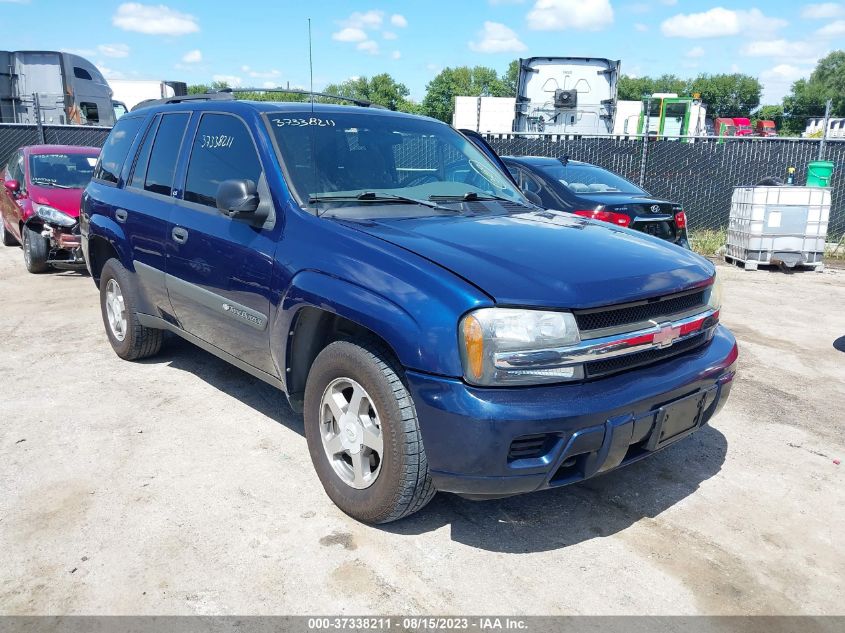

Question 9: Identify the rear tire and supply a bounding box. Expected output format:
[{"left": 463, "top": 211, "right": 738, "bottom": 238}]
[
  {"left": 304, "top": 340, "right": 435, "bottom": 524},
  {"left": 1, "top": 220, "right": 18, "bottom": 246},
  {"left": 22, "top": 225, "right": 49, "bottom": 273},
  {"left": 99, "top": 258, "right": 163, "bottom": 360}
]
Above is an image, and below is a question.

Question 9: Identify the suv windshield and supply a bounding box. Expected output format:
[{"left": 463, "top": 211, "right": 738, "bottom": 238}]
[
  {"left": 537, "top": 162, "right": 645, "bottom": 195},
  {"left": 29, "top": 152, "right": 98, "bottom": 189},
  {"left": 266, "top": 111, "right": 526, "bottom": 213}
]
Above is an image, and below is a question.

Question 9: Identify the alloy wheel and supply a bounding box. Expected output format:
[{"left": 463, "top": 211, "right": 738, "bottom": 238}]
[{"left": 105, "top": 279, "right": 128, "bottom": 342}]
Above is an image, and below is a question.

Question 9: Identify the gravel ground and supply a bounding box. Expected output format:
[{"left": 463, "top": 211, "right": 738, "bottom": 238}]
[{"left": 1, "top": 244, "right": 843, "bottom": 615}]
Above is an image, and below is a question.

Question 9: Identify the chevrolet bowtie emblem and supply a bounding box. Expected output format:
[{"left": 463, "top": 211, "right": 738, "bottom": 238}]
[{"left": 653, "top": 323, "right": 680, "bottom": 348}]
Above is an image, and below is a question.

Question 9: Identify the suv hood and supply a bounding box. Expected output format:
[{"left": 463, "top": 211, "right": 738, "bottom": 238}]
[{"left": 342, "top": 210, "right": 713, "bottom": 309}]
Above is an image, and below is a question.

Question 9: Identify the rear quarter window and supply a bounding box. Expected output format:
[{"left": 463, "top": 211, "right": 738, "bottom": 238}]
[{"left": 93, "top": 116, "right": 145, "bottom": 184}]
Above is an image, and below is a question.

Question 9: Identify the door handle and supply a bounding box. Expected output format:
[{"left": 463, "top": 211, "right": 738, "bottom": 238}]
[
  {"left": 115, "top": 208, "right": 128, "bottom": 223},
  {"left": 171, "top": 226, "right": 189, "bottom": 244}
]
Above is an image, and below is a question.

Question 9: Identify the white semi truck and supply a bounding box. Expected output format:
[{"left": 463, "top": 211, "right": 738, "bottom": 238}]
[{"left": 108, "top": 79, "right": 188, "bottom": 113}]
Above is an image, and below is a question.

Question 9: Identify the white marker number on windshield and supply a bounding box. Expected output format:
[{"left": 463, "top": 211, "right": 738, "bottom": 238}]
[{"left": 271, "top": 117, "right": 335, "bottom": 128}]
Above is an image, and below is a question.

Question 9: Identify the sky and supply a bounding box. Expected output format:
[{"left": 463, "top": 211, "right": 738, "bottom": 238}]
[{"left": 1, "top": 0, "right": 843, "bottom": 105}]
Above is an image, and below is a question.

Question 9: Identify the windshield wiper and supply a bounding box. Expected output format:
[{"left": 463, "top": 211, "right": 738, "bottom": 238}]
[
  {"left": 33, "top": 181, "right": 73, "bottom": 189},
  {"left": 429, "top": 191, "right": 532, "bottom": 207},
  {"left": 308, "top": 191, "right": 452, "bottom": 211}
]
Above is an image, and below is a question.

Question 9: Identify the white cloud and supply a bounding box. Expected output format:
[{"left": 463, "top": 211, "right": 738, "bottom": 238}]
[
  {"left": 686, "top": 46, "right": 705, "bottom": 58},
  {"left": 527, "top": 0, "right": 614, "bottom": 31},
  {"left": 660, "top": 7, "right": 786, "bottom": 38},
  {"left": 391, "top": 50, "right": 402, "bottom": 60},
  {"left": 357, "top": 40, "right": 380, "bottom": 55},
  {"left": 344, "top": 10, "right": 384, "bottom": 29},
  {"left": 760, "top": 64, "right": 810, "bottom": 103},
  {"left": 390, "top": 14, "right": 408, "bottom": 28},
  {"left": 740, "top": 39, "right": 823, "bottom": 63},
  {"left": 113, "top": 3, "right": 199, "bottom": 35},
  {"left": 212, "top": 74, "right": 242, "bottom": 87},
  {"left": 181, "top": 49, "right": 202, "bottom": 63},
  {"left": 262, "top": 81, "right": 277, "bottom": 89},
  {"left": 382, "top": 31, "right": 397, "bottom": 40},
  {"left": 469, "top": 21, "right": 527, "bottom": 53},
  {"left": 97, "top": 43, "right": 129, "bottom": 58},
  {"left": 634, "top": 23, "right": 648, "bottom": 32},
  {"left": 801, "top": 3, "right": 844, "bottom": 18},
  {"left": 240, "top": 66, "right": 281, "bottom": 78},
  {"left": 333, "top": 27, "right": 367, "bottom": 42},
  {"left": 816, "top": 19, "right": 845, "bottom": 36},
  {"left": 98, "top": 65, "right": 125, "bottom": 80}
]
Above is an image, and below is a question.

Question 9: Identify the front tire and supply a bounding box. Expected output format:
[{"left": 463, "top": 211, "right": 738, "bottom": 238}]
[
  {"left": 22, "top": 225, "right": 49, "bottom": 273},
  {"left": 99, "top": 258, "right": 163, "bottom": 360},
  {"left": 304, "top": 340, "right": 435, "bottom": 523}
]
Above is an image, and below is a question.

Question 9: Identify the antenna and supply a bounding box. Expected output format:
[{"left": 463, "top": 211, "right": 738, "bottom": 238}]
[{"left": 308, "top": 18, "right": 314, "bottom": 110}]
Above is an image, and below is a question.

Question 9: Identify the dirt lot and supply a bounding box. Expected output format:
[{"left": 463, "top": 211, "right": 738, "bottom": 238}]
[{"left": 1, "top": 244, "right": 843, "bottom": 616}]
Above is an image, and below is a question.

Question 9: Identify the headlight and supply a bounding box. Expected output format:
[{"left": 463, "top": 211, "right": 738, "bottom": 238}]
[
  {"left": 35, "top": 205, "right": 75, "bottom": 227},
  {"left": 706, "top": 273, "right": 722, "bottom": 312},
  {"left": 459, "top": 308, "right": 583, "bottom": 386}
]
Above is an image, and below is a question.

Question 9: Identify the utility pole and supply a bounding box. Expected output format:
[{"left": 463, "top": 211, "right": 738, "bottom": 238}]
[
  {"left": 639, "top": 97, "right": 651, "bottom": 187},
  {"left": 818, "top": 99, "right": 832, "bottom": 161}
]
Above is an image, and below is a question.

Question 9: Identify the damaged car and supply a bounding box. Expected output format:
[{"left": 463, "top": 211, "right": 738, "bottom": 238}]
[{"left": 1, "top": 145, "right": 99, "bottom": 273}]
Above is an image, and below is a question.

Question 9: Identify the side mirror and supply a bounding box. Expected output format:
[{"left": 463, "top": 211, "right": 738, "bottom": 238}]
[
  {"left": 216, "top": 179, "right": 259, "bottom": 218},
  {"left": 4, "top": 179, "right": 20, "bottom": 194}
]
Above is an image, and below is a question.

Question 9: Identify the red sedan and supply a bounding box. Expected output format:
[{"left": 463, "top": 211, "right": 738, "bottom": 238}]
[{"left": 1, "top": 145, "right": 100, "bottom": 273}]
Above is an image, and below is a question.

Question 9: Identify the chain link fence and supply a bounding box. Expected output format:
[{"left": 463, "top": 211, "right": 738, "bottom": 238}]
[
  {"left": 0, "top": 124, "right": 111, "bottom": 169},
  {"left": 2, "top": 122, "right": 843, "bottom": 236},
  {"left": 485, "top": 134, "right": 845, "bottom": 236}
]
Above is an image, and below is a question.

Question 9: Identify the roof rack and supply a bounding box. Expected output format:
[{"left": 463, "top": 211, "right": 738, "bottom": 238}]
[{"left": 131, "top": 88, "right": 385, "bottom": 112}]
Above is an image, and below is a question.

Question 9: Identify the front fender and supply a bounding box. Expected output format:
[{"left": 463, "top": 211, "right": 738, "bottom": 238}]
[{"left": 271, "top": 270, "right": 459, "bottom": 379}]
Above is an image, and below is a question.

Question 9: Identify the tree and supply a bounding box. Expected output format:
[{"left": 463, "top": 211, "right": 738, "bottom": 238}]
[
  {"left": 690, "top": 73, "right": 761, "bottom": 117},
  {"left": 323, "top": 73, "right": 419, "bottom": 112},
  {"left": 782, "top": 50, "right": 845, "bottom": 134},
  {"left": 618, "top": 74, "right": 686, "bottom": 100},
  {"left": 754, "top": 104, "right": 784, "bottom": 129},
  {"left": 501, "top": 59, "right": 520, "bottom": 97},
  {"left": 421, "top": 66, "right": 509, "bottom": 122}
]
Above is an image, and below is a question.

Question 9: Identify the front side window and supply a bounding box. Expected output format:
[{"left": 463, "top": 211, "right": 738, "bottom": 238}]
[
  {"left": 144, "top": 113, "right": 190, "bottom": 196},
  {"left": 93, "top": 116, "right": 145, "bottom": 184},
  {"left": 185, "top": 113, "right": 263, "bottom": 208},
  {"left": 267, "top": 110, "right": 525, "bottom": 216},
  {"left": 536, "top": 162, "right": 645, "bottom": 195},
  {"left": 128, "top": 115, "right": 160, "bottom": 189},
  {"left": 29, "top": 152, "right": 98, "bottom": 189}
]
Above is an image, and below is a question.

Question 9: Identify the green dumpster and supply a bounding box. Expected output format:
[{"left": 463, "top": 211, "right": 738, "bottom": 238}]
[{"left": 807, "top": 160, "right": 834, "bottom": 187}]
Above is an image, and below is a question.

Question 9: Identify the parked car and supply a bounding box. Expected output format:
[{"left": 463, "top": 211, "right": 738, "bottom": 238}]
[
  {"left": 501, "top": 156, "right": 690, "bottom": 249},
  {"left": 1, "top": 145, "right": 99, "bottom": 272},
  {"left": 81, "top": 96, "right": 737, "bottom": 523},
  {"left": 755, "top": 120, "right": 777, "bottom": 137},
  {"left": 732, "top": 117, "right": 753, "bottom": 137}
]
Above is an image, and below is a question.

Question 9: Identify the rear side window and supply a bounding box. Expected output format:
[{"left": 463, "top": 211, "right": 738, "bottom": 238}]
[
  {"left": 184, "top": 113, "right": 263, "bottom": 208},
  {"left": 144, "top": 112, "right": 190, "bottom": 196},
  {"left": 73, "top": 67, "right": 92, "bottom": 80},
  {"left": 93, "top": 116, "right": 145, "bottom": 184},
  {"left": 128, "top": 115, "right": 160, "bottom": 189}
]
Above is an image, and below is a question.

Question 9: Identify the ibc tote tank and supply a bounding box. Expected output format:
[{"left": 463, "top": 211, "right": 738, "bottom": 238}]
[{"left": 725, "top": 186, "right": 830, "bottom": 271}]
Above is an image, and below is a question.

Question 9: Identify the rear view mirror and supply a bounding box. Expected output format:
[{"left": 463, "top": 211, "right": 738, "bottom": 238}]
[
  {"left": 216, "top": 179, "right": 259, "bottom": 218},
  {"left": 4, "top": 179, "right": 20, "bottom": 194}
]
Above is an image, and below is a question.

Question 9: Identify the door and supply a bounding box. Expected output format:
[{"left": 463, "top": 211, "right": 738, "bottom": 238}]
[
  {"left": 165, "top": 112, "right": 279, "bottom": 374},
  {"left": 661, "top": 100, "right": 689, "bottom": 138},
  {"left": 1, "top": 151, "right": 26, "bottom": 242},
  {"left": 123, "top": 112, "right": 191, "bottom": 316}
]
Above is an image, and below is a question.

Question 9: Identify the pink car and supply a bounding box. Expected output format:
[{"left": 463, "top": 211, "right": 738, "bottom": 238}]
[{"left": 1, "top": 145, "right": 100, "bottom": 273}]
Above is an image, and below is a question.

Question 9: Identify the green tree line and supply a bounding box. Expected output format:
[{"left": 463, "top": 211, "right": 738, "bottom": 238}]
[{"left": 189, "top": 51, "right": 844, "bottom": 135}]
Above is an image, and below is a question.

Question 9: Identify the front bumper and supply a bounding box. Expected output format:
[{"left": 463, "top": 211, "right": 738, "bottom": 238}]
[{"left": 406, "top": 325, "right": 737, "bottom": 498}]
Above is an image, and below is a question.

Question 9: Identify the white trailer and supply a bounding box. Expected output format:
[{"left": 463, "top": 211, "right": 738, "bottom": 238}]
[
  {"left": 109, "top": 79, "right": 187, "bottom": 112},
  {"left": 452, "top": 96, "right": 515, "bottom": 133}
]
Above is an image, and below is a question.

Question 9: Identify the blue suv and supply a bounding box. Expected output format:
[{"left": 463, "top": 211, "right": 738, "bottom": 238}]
[{"left": 81, "top": 95, "right": 737, "bottom": 523}]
